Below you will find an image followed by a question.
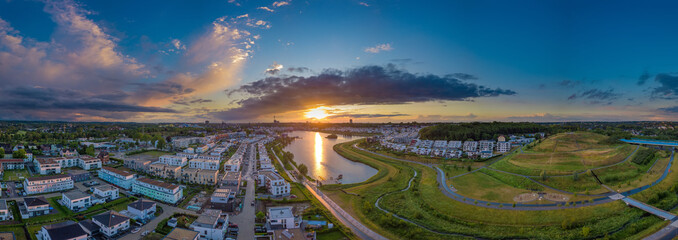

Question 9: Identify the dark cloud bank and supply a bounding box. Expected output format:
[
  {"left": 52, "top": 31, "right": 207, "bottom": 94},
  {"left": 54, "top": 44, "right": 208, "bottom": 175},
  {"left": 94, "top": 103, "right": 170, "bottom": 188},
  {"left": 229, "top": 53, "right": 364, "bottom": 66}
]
[{"left": 213, "top": 64, "right": 516, "bottom": 120}]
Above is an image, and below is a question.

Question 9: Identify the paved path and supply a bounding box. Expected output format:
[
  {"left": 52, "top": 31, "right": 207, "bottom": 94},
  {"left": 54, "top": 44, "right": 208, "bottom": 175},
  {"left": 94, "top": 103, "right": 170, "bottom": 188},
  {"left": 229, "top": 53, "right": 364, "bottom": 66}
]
[
  {"left": 622, "top": 197, "right": 676, "bottom": 220},
  {"left": 353, "top": 144, "right": 674, "bottom": 210},
  {"left": 270, "top": 146, "right": 385, "bottom": 240}
]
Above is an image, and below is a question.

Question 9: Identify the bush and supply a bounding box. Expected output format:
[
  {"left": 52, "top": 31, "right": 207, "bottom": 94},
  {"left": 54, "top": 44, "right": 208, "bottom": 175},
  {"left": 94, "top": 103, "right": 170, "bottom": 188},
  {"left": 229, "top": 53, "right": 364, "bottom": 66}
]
[{"left": 631, "top": 148, "right": 658, "bottom": 165}]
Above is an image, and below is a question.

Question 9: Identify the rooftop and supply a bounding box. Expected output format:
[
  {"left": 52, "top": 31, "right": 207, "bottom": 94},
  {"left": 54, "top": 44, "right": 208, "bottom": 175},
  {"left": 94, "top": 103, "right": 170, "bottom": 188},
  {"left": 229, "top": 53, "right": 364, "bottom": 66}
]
[
  {"left": 0, "top": 200, "right": 6, "bottom": 211},
  {"left": 92, "top": 211, "right": 129, "bottom": 227},
  {"left": 63, "top": 191, "right": 90, "bottom": 200},
  {"left": 135, "top": 177, "right": 180, "bottom": 190},
  {"left": 191, "top": 209, "right": 224, "bottom": 229},
  {"left": 26, "top": 174, "right": 71, "bottom": 182},
  {"left": 101, "top": 166, "right": 134, "bottom": 178},
  {"left": 163, "top": 227, "right": 199, "bottom": 240},
  {"left": 24, "top": 197, "right": 49, "bottom": 207},
  {"left": 128, "top": 199, "right": 156, "bottom": 211},
  {"left": 268, "top": 206, "right": 294, "bottom": 220},
  {"left": 93, "top": 185, "right": 118, "bottom": 192},
  {"left": 43, "top": 221, "right": 87, "bottom": 240}
]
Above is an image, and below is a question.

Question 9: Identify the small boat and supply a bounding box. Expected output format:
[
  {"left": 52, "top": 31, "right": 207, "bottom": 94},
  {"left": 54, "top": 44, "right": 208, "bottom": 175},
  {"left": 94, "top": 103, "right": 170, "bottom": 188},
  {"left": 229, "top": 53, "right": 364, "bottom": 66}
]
[{"left": 326, "top": 134, "right": 338, "bottom": 139}]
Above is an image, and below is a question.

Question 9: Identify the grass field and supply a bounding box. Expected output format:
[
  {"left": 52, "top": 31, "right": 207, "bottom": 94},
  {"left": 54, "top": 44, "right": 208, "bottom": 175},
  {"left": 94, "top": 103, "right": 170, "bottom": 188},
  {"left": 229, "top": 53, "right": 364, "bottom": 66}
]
[
  {"left": 317, "top": 140, "right": 669, "bottom": 239},
  {"left": 451, "top": 171, "right": 534, "bottom": 202},
  {"left": 492, "top": 132, "right": 637, "bottom": 175},
  {"left": 2, "top": 169, "right": 30, "bottom": 181}
]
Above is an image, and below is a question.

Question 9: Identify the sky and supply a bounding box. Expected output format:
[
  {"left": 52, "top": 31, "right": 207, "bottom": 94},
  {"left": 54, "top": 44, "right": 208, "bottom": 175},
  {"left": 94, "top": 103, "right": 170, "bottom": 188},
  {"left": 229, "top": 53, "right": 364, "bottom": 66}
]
[{"left": 1, "top": 0, "right": 678, "bottom": 123}]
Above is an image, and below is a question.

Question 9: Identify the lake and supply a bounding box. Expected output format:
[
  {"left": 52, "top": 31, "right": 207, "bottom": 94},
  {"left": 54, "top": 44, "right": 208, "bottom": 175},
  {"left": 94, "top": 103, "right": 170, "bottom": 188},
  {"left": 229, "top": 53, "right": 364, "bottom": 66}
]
[{"left": 283, "top": 131, "right": 378, "bottom": 184}]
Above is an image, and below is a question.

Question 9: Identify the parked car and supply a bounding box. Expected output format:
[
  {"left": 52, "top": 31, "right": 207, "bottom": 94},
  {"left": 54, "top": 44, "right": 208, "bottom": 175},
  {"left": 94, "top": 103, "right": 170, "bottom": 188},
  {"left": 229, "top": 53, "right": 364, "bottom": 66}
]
[
  {"left": 131, "top": 228, "right": 141, "bottom": 233},
  {"left": 251, "top": 201, "right": 255, "bottom": 206},
  {"left": 141, "top": 230, "right": 150, "bottom": 236}
]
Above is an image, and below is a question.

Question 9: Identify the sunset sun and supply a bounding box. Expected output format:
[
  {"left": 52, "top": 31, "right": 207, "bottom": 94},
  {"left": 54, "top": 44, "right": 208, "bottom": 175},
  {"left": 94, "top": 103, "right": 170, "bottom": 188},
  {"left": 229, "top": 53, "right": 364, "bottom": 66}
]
[{"left": 304, "top": 107, "right": 331, "bottom": 119}]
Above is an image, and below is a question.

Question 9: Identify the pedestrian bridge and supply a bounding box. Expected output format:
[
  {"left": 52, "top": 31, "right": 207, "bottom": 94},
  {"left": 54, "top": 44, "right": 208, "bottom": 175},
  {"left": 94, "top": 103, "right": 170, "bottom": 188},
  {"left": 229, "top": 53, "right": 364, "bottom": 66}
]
[
  {"left": 622, "top": 197, "right": 676, "bottom": 221},
  {"left": 621, "top": 139, "right": 678, "bottom": 147}
]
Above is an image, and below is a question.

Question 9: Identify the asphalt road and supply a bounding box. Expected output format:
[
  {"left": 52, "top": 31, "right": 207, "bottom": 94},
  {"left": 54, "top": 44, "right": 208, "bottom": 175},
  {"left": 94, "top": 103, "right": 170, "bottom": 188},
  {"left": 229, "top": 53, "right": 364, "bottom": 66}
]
[
  {"left": 229, "top": 143, "right": 256, "bottom": 240},
  {"left": 120, "top": 202, "right": 192, "bottom": 240}
]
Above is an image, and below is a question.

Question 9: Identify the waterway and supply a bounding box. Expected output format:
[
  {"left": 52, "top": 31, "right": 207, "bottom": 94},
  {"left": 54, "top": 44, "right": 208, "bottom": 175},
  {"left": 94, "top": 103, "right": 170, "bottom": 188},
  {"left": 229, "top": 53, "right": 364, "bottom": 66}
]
[{"left": 283, "top": 131, "right": 378, "bottom": 184}]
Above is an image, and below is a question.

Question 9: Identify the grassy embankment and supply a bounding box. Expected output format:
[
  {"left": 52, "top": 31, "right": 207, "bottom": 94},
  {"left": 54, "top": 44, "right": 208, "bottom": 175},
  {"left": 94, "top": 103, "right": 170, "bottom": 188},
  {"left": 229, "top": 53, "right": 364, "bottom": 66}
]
[{"left": 322, "top": 140, "right": 668, "bottom": 239}]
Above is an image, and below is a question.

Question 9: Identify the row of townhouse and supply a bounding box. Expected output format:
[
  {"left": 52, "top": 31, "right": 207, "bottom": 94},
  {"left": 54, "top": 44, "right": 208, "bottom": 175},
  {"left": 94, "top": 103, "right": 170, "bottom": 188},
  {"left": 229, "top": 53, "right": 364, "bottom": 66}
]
[
  {"left": 131, "top": 177, "right": 183, "bottom": 204},
  {"left": 257, "top": 171, "right": 291, "bottom": 196},
  {"left": 97, "top": 167, "right": 184, "bottom": 204},
  {"left": 224, "top": 144, "right": 247, "bottom": 172},
  {"left": 180, "top": 168, "right": 219, "bottom": 185},
  {"left": 24, "top": 175, "right": 74, "bottom": 195},
  {"left": 34, "top": 156, "right": 102, "bottom": 175},
  {"left": 37, "top": 210, "right": 131, "bottom": 239},
  {"left": 189, "top": 158, "right": 220, "bottom": 170},
  {"left": 158, "top": 155, "right": 188, "bottom": 167},
  {"left": 381, "top": 136, "right": 535, "bottom": 159},
  {"left": 258, "top": 143, "right": 275, "bottom": 171}
]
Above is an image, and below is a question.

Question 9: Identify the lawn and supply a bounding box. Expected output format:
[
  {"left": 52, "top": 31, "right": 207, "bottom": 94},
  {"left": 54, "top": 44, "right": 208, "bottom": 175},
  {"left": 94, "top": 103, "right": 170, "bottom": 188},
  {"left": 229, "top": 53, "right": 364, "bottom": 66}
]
[
  {"left": 3, "top": 169, "right": 30, "bottom": 181},
  {"left": 323, "top": 140, "right": 667, "bottom": 240},
  {"left": 127, "top": 150, "right": 172, "bottom": 158},
  {"left": 0, "top": 226, "right": 27, "bottom": 240},
  {"left": 317, "top": 229, "right": 348, "bottom": 240},
  {"left": 452, "top": 171, "right": 534, "bottom": 202}
]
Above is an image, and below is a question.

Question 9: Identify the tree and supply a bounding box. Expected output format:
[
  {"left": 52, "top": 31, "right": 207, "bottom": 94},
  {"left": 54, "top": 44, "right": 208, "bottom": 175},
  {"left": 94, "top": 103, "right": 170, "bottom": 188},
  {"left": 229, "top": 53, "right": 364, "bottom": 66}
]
[
  {"left": 298, "top": 164, "right": 308, "bottom": 176},
  {"left": 0, "top": 147, "right": 4, "bottom": 157},
  {"left": 256, "top": 211, "right": 265, "bottom": 221},
  {"left": 540, "top": 170, "right": 547, "bottom": 181},
  {"left": 155, "top": 137, "right": 166, "bottom": 150},
  {"left": 12, "top": 149, "right": 26, "bottom": 159},
  {"left": 86, "top": 145, "right": 95, "bottom": 156}
]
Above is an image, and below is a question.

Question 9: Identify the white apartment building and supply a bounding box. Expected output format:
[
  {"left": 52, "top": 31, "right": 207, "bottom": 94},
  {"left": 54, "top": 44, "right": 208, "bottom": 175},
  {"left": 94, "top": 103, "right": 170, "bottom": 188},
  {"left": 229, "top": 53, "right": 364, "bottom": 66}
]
[
  {"left": 35, "top": 158, "right": 61, "bottom": 175},
  {"left": 257, "top": 171, "right": 290, "bottom": 196},
  {"left": 177, "top": 152, "right": 198, "bottom": 160},
  {"left": 479, "top": 140, "right": 495, "bottom": 152},
  {"left": 223, "top": 158, "right": 241, "bottom": 172},
  {"left": 189, "top": 159, "right": 220, "bottom": 170},
  {"left": 159, "top": 155, "right": 188, "bottom": 167},
  {"left": 447, "top": 141, "right": 462, "bottom": 149},
  {"left": 93, "top": 185, "right": 120, "bottom": 201},
  {"left": 189, "top": 209, "right": 229, "bottom": 240},
  {"left": 462, "top": 141, "right": 478, "bottom": 152},
  {"left": 24, "top": 175, "right": 74, "bottom": 195},
  {"left": 433, "top": 140, "right": 448, "bottom": 148},
  {"left": 211, "top": 188, "right": 233, "bottom": 204},
  {"left": 267, "top": 206, "right": 300, "bottom": 229},
  {"left": 78, "top": 156, "right": 102, "bottom": 170},
  {"left": 497, "top": 141, "right": 512, "bottom": 153},
  {"left": 196, "top": 155, "right": 221, "bottom": 161},
  {"left": 61, "top": 191, "right": 91, "bottom": 212}
]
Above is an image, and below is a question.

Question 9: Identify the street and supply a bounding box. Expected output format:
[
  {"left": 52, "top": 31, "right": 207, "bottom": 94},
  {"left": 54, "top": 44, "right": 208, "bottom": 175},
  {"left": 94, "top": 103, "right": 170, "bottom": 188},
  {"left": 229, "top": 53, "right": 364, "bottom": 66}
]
[
  {"left": 228, "top": 143, "right": 256, "bottom": 240},
  {"left": 120, "top": 202, "right": 192, "bottom": 240}
]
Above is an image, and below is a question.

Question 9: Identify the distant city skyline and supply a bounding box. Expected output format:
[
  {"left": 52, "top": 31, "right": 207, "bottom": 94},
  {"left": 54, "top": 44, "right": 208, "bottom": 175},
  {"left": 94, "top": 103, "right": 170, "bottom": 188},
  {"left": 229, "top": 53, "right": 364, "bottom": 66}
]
[{"left": 1, "top": 0, "right": 678, "bottom": 123}]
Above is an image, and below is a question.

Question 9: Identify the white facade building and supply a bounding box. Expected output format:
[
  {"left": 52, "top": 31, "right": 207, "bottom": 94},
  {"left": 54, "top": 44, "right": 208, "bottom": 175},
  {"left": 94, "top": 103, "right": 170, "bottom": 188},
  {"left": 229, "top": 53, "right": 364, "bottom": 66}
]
[{"left": 159, "top": 155, "right": 188, "bottom": 167}]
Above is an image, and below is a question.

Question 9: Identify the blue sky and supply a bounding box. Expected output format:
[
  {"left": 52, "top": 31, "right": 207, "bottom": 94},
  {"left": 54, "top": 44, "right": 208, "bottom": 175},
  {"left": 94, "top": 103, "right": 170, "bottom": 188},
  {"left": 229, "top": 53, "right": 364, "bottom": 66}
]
[{"left": 1, "top": 0, "right": 677, "bottom": 122}]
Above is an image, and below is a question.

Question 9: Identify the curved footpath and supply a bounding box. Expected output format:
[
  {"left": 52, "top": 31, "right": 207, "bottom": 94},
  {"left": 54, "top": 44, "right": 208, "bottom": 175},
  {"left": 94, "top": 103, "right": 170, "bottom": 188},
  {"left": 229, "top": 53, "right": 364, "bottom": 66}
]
[
  {"left": 354, "top": 144, "right": 674, "bottom": 210},
  {"left": 374, "top": 169, "right": 477, "bottom": 238}
]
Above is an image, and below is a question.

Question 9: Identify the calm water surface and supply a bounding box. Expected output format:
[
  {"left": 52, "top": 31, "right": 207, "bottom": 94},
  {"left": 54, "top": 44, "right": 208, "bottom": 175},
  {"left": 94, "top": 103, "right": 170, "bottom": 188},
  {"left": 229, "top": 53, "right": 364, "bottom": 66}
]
[{"left": 283, "top": 131, "right": 378, "bottom": 184}]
